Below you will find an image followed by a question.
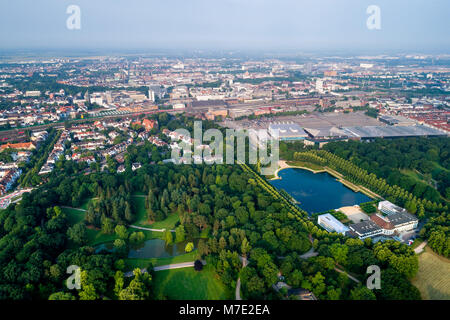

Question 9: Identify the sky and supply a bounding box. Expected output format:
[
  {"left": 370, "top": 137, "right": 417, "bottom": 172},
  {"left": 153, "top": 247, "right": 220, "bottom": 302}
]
[{"left": 0, "top": 0, "right": 449, "bottom": 54}]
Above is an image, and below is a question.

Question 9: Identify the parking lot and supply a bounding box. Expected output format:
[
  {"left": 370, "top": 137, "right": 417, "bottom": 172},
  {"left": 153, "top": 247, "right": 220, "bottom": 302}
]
[{"left": 221, "top": 111, "right": 382, "bottom": 131}]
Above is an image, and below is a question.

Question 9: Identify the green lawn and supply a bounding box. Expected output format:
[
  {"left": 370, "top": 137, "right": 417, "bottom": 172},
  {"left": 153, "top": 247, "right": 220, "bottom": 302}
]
[
  {"left": 412, "top": 248, "right": 450, "bottom": 300},
  {"left": 62, "top": 206, "right": 163, "bottom": 247},
  {"left": 63, "top": 207, "right": 86, "bottom": 225},
  {"left": 286, "top": 160, "right": 325, "bottom": 171},
  {"left": 131, "top": 195, "right": 180, "bottom": 229},
  {"left": 79, "top": 198, "right": 96, "bottom": 210},
  {"left": 152, "top": 264, "right": 232, "bottom": 300},
  {"left": 125, "top": 250, "right": 199, "bottom": 269}
]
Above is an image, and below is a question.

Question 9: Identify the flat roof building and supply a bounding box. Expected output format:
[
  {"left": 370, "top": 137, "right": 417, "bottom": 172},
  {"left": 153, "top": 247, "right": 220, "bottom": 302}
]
[
  {"left": 349, "top": 220, "right": 383, "bottom": 239},
  {"left": 378, "top": 200, "right": 405, "bottom": 216},
  {"left": 269, "top": 122, "right": 308, "bottom": 140},
  {"left": 317, "top": 213, "right": 350, "bottom": 234},
  {"left": 341, "top": 125, "right": 447, "bottom": 139}
]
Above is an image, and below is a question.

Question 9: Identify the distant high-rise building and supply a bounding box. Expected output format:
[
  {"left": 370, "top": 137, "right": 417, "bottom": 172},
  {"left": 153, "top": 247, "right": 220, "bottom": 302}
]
[
  {"left": 304, "top": 62, "right": 313, "bottom": 74},
  {"left": 316, "top": 79, "right": 324, "bottom": 93},
  {"left": 84, "top": 90, "right": 90, "bottom": 103},
  {"left": 148, "top": 89, "right": 155, "bottom": 102}
]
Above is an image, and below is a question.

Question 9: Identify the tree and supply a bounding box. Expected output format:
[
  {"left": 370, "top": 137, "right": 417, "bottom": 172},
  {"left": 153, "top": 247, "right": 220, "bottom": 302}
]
[
  {"left": 287, "top": 269, "right": 303, "bottom": 287},
  {"left": 115, "top": 225, "right": 128, "bottom": 240},
  {"left": 118, "top": 269, "right": 152, "bottom": 300},
  {"left": 101, "top": 218, "right": 115, "bottom": 234},
  {"left": 67, "top": 222, "right": 88, "bottom": 245},
  {"left": 48, "top": 292, "right": 76, "bottom": 300},
  {"left": 241, "top": 237, "right": 251, "bottom": 256},
  {"left": 350, "top": 286, "right": 376, "bottom": 300},
  {"left": 310, "top": 272, "right": 326, "bottom": 297},
  {"left": 175, "top": 225, "right": 186, "bottom": 243},
  {"left": 113, "top": 239, "right": 128, "bottom": 257},
  {"left": 330, "top": 243, "right": 348, "bottom": 266},
  {"left": 79, "top": 271, "right": 98, "bottom": 300},
  {"left": 129, "top": 231, "right": 145, "bottom": 244},
  {"left": 197, "top": 239, "right": 210, "bottom": 256},
  {"left": 114, "top": 271, "right": 124, "bottom": 298},
  {"left": 185, "top": 242, "right": 194, "bottom": 253},
  {"left": 164, "top": 230, "right": 173, "bottom": 245},
  {"left": 194, "top": 260, "right": 203, "bottom": 271}
]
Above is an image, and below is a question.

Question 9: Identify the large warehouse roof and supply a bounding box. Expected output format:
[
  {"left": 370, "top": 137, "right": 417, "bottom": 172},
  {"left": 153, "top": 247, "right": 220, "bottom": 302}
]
[
  {"left": 341, "top": 125, "right": 447, "bottom": 139},
  {"left": 269, "top": 122, "right": 308, "bottom": 138}
]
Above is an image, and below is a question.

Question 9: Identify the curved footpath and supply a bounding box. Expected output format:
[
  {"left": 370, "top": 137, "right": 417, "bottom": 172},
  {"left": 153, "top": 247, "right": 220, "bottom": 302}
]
[
  {"left": 129, "top": 224, "right": 175, "bottom": 233},
  {"left": 236, "top": 256, "right": 248, "bottom": 300},
  {"left": 124, "top": 260, "right": 206, "bottom": 277}
]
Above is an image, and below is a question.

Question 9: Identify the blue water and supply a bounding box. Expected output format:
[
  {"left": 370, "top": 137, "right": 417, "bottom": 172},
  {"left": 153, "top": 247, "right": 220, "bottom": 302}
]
[
  {"left": 270, "top": 168, "right": 371, "bottom": 214},
  {"left": 96, "top": 238, "right": 199, "bottom": 259}
]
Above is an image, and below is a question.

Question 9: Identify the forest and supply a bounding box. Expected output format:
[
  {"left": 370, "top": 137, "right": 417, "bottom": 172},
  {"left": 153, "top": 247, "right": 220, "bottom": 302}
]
[{"left": 323, "top": 137, "right": 450, "bottom": 202}]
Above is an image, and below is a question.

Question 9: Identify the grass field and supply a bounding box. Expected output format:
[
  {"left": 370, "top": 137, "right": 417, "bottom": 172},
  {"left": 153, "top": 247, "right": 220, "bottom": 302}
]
[
  {"left": 125, "top": 250, "right": 199, "bottom": 269},
  {"left": 131, "top": 195, "right": 180, "bottom": 229},
  {"left": 152, "top": 264, "right": 232, "bottom": 300},
  {"left": 62, "top": 206, "right": 163, "bottom": 247},
  {"left": 286, "top": 160, "right": 325, "bottom": 171},
  {"left": 412, "top": 248, "right": 450, "bottom": 300}
]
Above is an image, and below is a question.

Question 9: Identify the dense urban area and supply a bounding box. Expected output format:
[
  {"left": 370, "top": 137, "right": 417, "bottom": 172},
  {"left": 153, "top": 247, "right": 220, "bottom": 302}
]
[{"left": 0, "top": 53, "right": 448, "bottom": 301}]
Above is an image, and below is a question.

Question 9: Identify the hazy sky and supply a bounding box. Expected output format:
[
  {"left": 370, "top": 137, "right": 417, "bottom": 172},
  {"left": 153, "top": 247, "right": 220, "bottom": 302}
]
[{"left": 0, "top": 0, "right": 449, "bottom": 53}]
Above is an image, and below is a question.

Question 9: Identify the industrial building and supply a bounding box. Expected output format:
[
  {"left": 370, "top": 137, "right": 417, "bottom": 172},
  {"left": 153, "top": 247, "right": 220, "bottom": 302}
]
[
  {"left": 341, "top": 125, "right": 447, "bottom": 139},
  {"left": 268, "top": 122, "right": 308, "bottom": 140},
  {"left": 378, "top": 114, "right": 416, "bottom": 126}
]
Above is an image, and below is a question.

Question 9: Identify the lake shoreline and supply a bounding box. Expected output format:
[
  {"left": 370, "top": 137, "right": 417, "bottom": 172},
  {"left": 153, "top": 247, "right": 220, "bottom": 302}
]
[
  {"left": 272, "top": 160, "right": 380, "bottom": 200},
  {"left": 270, "top": 166, "right": 372, "bottom": 214}
]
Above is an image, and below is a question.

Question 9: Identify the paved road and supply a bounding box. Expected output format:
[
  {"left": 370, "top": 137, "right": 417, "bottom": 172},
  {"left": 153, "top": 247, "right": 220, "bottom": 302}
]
[
  {"left": 61, "top": 206, "right": 86, "bottom": 212},
  {"left": 299, "top": 247, "right": 318, "bottom": 259},
  {"left": 334, "top": 267, "right": 360, "bottom": 283},
  {"left": 154, "top": 260, "right": 206, "bottom": 272},
  {"left": 124, "top": 260, "right": 206, "bottom": 277},
  {"left": 129, "top": 224, "right": 175, "bottom": 233},
  {"left": 414, "top": 240, "right": 428, "bottom": 254},
  {"left": 236, "top": 256, "right": 248, "bottom": 300}
]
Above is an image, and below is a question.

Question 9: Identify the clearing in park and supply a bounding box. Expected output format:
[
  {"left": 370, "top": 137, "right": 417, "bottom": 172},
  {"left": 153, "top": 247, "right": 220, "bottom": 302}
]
[
  {"left": 412, "top": 248, "right": 450, "bottom": 300},
  {"left": 152, "top": 264, "right": 232, "bottom": 300}
]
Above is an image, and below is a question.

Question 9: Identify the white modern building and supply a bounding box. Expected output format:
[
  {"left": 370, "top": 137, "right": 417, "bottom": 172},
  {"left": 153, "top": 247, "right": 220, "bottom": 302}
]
[
  {"left": 318, "top": 213, "right": 350, "bottom": 234},
  {"left": 378, "top": 200, "right": 405, "bottom": 215}
]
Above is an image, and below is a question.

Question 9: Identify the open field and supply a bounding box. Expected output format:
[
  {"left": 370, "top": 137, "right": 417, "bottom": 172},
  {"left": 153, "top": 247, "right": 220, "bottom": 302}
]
[
  {"left": 412, "top": 248, "right": 450, "bottom": 300},
  {"left": 125, "top": 250, "right": 199, "bottom": 269},
  {"left": 152, "top": 264, "right": 232, "bottom": 300},
  {"left": 285, "top": 160, "right": 325, "bottom": 172},
  {"left": 62, "top": 206, "right": 163, "bottom": 247}
]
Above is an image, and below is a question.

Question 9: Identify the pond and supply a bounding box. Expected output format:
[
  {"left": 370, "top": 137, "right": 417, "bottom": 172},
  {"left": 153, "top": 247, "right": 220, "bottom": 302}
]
[
  {"left": 270, "top": 168, "right": 371, "bottom": 214},
  {"left": 97, "top": 238, "right": 200, "bottom": 259}
]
